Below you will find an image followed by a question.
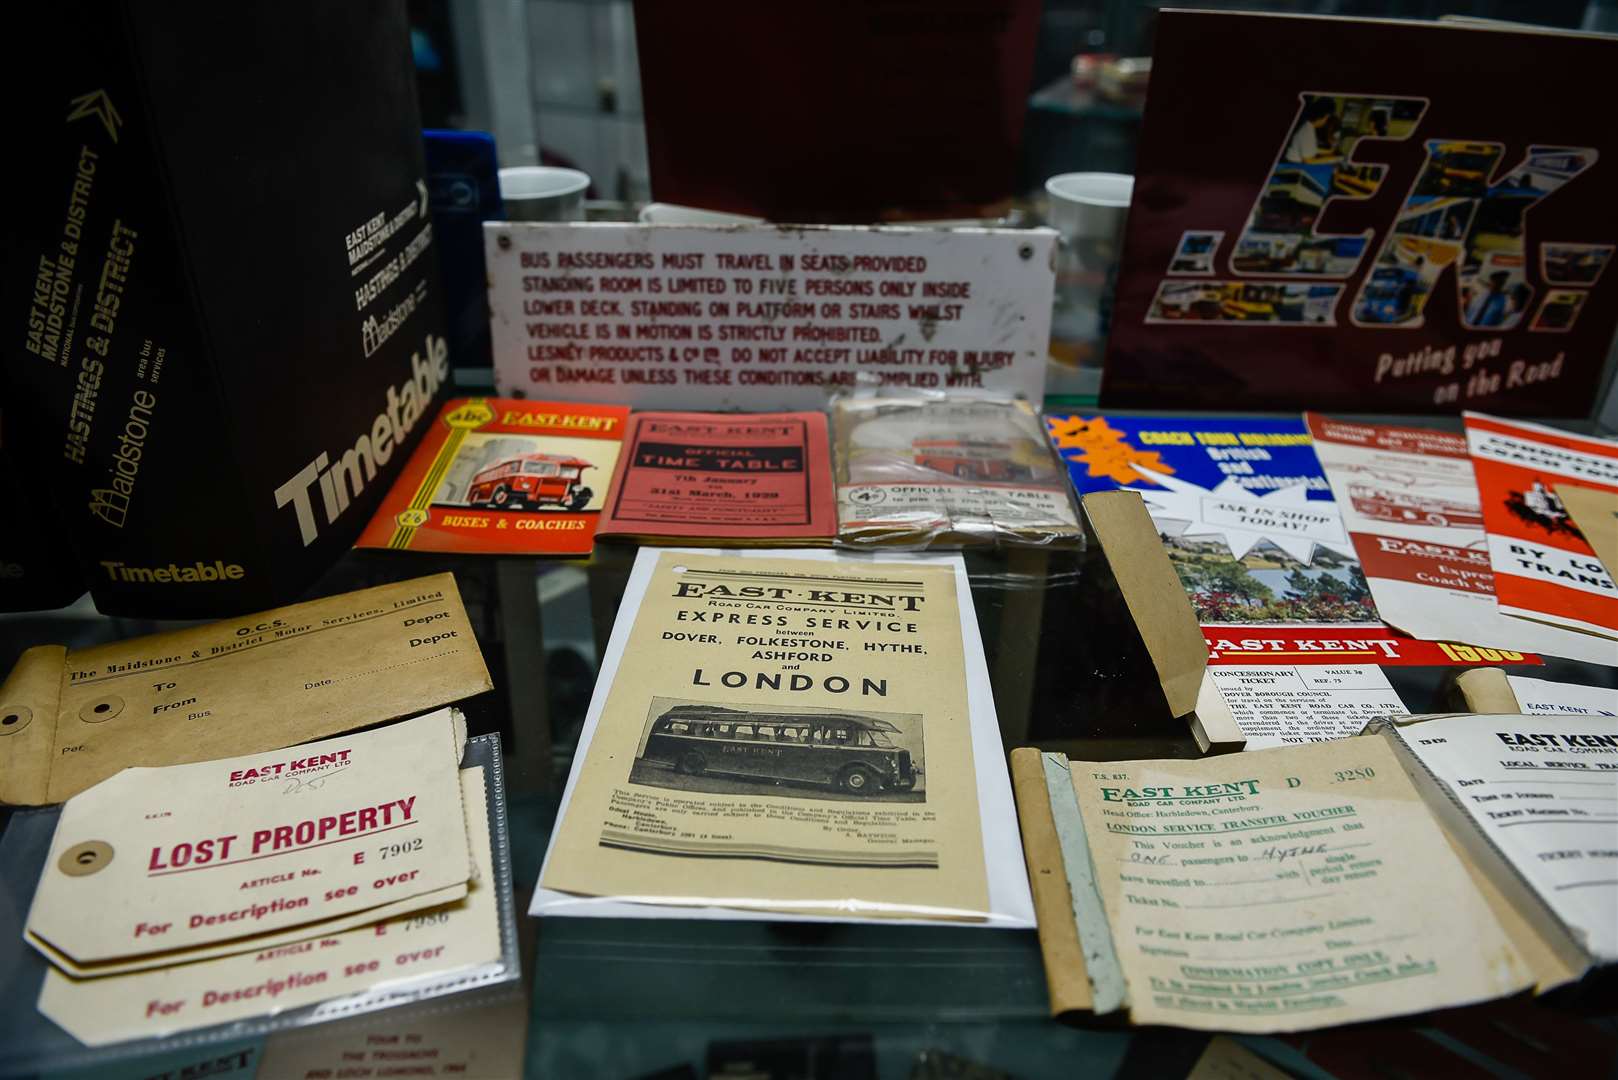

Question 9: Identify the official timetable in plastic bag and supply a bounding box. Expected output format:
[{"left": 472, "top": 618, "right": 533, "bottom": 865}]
[{"left": 832, "top": 394, "right": 1082, "bottom": 548}]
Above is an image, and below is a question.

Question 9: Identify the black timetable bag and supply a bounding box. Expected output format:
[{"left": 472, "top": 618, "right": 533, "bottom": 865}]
[{"left": 0, "top": 1, "right": 447, "bottom": 616}]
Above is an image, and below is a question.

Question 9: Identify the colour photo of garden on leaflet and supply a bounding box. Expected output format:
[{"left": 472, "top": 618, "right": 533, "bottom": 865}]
[{"left": 1044, "top": 413, "right": 1379, "bottom": 625}]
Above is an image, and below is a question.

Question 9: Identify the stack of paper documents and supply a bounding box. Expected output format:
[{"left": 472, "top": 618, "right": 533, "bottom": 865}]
[{"left": 19, "top": 710, "right": 506, "bottom": 1047}]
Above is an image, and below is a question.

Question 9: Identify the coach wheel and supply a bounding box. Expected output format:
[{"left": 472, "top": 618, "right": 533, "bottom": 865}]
[
  {"left": 839, "top": 764, "right": 878, "bottom": 794},
  {"left": 568, "top": 486, "right": 593, "bottom": 512},
  {"left": 678, "top": 751, "right": 706, "bottom": 775}
]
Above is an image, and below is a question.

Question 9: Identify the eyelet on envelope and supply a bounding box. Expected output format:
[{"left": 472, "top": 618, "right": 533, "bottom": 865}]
[
  {"left": 0, "top": 705, "right": 31, "bottom": 735},
  {"left": 59, "top": 840, "right": 114, "bottom": 876},
  {"left": 79, "top": 696, "right": 125, "bottom": 724}
]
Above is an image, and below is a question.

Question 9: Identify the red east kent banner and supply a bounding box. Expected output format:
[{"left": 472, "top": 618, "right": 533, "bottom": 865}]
[{"left": 1204, "top": 624, "right": 1541, "bottom": 667}]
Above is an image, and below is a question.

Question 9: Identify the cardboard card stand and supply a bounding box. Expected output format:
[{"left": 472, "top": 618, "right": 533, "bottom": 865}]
[{"left": 1059, "top": 492, "right": 1243, "bottom": 755}]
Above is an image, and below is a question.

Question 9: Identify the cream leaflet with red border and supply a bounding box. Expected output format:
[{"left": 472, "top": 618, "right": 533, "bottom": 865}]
[{"left": 1305, "top": 412, "right": 1609, "bottom": 664}]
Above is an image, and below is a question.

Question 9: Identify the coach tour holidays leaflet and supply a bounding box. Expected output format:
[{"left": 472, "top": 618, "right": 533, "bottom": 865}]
[
  {"left": 539, "top": 551, "right": 996, "bottom": 920},
  {"left": 357, "top": 397, "right": 629, "bottom": 555},
  {"left": 1045, "top": 414, "right": 1376, "bottom": 626},
  {"left": 26, "top": 712, "right": 471, "bottom": 968},
  {"left": 595, "top": 411, "right": 836, "bottom": 543},
  {"left": 1012, "top": 737, "right": 1542, "bottom": 1032}
]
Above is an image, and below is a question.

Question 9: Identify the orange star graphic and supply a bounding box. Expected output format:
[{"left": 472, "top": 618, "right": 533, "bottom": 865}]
[{"left": 1046, "top": 415, "right": 1175, "bottom": 486}]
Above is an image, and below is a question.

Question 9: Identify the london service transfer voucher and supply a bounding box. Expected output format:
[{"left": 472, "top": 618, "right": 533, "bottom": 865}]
[{"left": 1067, "top": 738, "right": 1536, "bottom": 1030}]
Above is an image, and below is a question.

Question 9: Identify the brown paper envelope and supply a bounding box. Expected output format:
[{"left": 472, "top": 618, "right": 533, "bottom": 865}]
[
  {"left": 0, "top": 573, "right": 491, "bottom": 806},
  {"left": 1008, "top": 748, "right": 1093, "bottom": 1016},
  {"left": 1555, "top": 483, "right": 1618, "bottom": 584},
  {"left": 26, "top": 711, "right": 470, "bottom": 965}
]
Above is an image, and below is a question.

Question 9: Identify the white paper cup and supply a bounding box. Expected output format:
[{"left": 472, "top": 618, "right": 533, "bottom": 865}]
[
  {"left": 498, "top": 166, "right": 590, "bottom": 222},
  {"left": 1045, "top": 172, "right": 1134, "bottom": 246},
  {"left": 638, "top": 202, "right": 764, "bottom": 226},
  {"left": 1045, "top": 173, "right": 1135, "bottom": 352}
]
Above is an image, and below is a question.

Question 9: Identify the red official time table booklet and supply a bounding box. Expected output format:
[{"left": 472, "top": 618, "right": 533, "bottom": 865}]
[
  {"left": 595, "top": 411, "right": 835, "bottom": 543},
  {"left": 357, "top": 397, "right": 628, "bottom": 555}
]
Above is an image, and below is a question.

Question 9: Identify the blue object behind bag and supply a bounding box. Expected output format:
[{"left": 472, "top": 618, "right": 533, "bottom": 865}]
[{"left": 424, "top": 130, "right": 504, "bottom": 372}]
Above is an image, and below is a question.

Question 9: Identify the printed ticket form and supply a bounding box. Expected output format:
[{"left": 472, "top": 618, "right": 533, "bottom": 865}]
[
  {"left": 1390, "top": 713, "right": 1618, "bottom": 962},
  {"left": 1062, "top": 738, "right": 1535, "bottom": 1031},
  {"left": 26, "top": 711, "right": 471, "bottom": 967}
]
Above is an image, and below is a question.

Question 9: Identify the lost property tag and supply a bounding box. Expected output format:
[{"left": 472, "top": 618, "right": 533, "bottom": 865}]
[{"left": 26, "top": 710, "right": 470, "bottom": 965}]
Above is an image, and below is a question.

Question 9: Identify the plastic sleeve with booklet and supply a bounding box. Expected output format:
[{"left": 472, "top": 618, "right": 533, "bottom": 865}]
[{"left": 531, "top": 546, "right": 1036, "bottom": 927}]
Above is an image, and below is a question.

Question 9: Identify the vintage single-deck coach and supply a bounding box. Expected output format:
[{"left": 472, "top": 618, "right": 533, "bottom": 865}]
[
  {"left": 641, "top": 705, "right": 918, "bottom": 795},
  {"left": 465, "top": 452, "right": 594, "bottom": 511}
]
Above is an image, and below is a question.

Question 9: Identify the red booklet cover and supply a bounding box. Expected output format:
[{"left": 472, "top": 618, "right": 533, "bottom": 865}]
[
  {"left": 357, "top": 397, "right": 628, "bottom": 555},
  {"left": 596, "top": 411, "right": 835, "bottom": 542},
  {"left": 1464, "top": 412, "right": 1618, "bottom": 640}
]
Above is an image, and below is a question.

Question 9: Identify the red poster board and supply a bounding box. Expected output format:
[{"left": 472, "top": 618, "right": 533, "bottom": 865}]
[{"left": 1103, "top": 11, "right": 1618, "bottom": 417}]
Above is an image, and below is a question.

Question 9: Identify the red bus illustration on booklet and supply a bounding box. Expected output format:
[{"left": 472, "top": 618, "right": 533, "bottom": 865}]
[
  {"left": 1102, "top": 11, "right": 1618, "bottom": 416},
  {"left": 466, "top": 453, "right": 595, "bottom": 512},
  {"left": 357, "top": 397, "right": 628, "bottom": 555}
]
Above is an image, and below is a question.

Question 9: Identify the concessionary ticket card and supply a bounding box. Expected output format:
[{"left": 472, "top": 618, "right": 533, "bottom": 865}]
[
  {"left": 38, "top": 766, "right": 502, "bottom": 1046},
  {"left": 26, "top": 712, "right": 470, "bottom": 965},
  {"left": 1207, "top": 665, "right": 1408, "bottom": 749}
]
